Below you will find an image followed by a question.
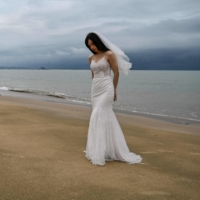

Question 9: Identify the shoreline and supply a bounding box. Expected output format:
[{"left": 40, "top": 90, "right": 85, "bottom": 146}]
[
  {"left": 0, "top": 92, "right": 200, "bottom": 135},
  {"left": 1, "top": 89, "right": 200, "bottom": 127}
]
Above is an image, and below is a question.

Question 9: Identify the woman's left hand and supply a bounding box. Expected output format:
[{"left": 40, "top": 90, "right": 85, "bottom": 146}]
[{"left": 114, "top": 91, "right": 117, "bottom": 101}]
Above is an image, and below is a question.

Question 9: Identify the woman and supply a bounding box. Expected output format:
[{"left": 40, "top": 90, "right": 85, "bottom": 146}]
[{"left": 84, "top": 32, "right": 142, "bottom": 166}]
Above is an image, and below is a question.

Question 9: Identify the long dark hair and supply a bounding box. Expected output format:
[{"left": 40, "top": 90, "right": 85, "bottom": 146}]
[{"left": 85, "top": 32, "right": 110, "bottom": 54}]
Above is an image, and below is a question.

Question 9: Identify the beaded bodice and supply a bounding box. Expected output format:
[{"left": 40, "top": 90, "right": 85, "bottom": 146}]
[{"left": 90, "top": 57, "right": 111, "bottom": 78}]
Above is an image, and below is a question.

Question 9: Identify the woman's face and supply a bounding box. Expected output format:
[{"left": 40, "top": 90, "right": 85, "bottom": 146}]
[{"left": 87, "top": 39, "right": 98, "bottom": 53}]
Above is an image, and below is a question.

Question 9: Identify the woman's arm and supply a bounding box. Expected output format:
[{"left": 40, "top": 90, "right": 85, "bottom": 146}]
[
  {"left": 88, "top": 55, "right": 94, "bottom": 79},
  {"left": 106, "top": 51, "right": 119, "bottom": 101}
]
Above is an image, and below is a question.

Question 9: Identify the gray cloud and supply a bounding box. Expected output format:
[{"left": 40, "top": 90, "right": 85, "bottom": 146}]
[{"left": 0, "top": 0, "right": 200, "bottom": 67}]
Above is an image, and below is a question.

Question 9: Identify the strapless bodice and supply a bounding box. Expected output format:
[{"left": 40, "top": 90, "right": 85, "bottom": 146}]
[{"left": 90, "top": 57, "right": 111, "bottom": 78}]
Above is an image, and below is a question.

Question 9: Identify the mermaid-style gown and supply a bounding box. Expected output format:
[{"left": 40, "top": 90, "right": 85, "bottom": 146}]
[{"left": 85, "top": 56, "right": 142, "bottom": 165}]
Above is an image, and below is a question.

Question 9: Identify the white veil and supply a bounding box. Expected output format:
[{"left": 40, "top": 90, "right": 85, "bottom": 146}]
[{"left": 91, "top": 31, "right": 132, "bottom": 75}]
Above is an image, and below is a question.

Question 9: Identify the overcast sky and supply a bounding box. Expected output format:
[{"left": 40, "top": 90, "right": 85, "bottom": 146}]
[{"left": 0, "top": 0, "right": 200, "bottom": 68}]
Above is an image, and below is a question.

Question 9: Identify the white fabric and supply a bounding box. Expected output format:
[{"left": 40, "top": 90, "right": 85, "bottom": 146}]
[
  {"left": 91, "top": 31, "right": 132, "bottom": 75},
  {"left": 84, "top": 56, "right": 142, "bottom": 165}
]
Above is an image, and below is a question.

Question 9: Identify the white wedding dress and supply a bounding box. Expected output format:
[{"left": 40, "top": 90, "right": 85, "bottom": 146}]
[{"left": 85, "top": 56, "right": 142, "bottom": 166}]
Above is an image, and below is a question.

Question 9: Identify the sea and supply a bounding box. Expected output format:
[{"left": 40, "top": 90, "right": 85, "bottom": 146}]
[{"left": 0, "top": 70, "right": 200, "bottom": 124}]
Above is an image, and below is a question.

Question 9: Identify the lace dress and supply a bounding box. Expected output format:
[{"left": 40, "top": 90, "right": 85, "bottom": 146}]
[{"left": 85, "top": 56, "right": 142, "bottom": 165}]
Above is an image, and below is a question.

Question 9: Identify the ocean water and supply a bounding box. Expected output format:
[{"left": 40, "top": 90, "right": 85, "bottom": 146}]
[{"left": 0, "top": 70, "right": 200, "bottom": 123}]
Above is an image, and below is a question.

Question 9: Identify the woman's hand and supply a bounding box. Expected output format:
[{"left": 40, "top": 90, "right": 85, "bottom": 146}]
[{"left": 114, "top": 91, "right": 117, "bottom": 101}]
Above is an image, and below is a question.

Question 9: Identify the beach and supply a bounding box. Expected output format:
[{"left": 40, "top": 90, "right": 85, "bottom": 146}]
[{"left": 0, "top": 95, "right": 200, "bottom": 200}]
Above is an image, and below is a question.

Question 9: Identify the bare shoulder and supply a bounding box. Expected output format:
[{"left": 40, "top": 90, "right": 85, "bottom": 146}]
[
  {"left": 88, "top": 54, "right": 94, "bottom": 62},
  {"left": 88, "top": 54, "right": 93, "bottom": 60},
  {"left": 105, "top": 50, "right": 116, "bottom": 61},
  {"left": 105, "top": 50, "right": 114, "bottom": 57}
]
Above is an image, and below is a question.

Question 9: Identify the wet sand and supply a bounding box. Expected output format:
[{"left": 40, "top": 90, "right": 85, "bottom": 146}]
[{"left": 0, "top": 96, "right": 200, "bottom": 200}]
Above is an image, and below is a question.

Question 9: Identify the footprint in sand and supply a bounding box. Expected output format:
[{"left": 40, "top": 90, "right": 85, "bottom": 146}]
[
  {"left": 140, "top": 152, "right": 157, "bottom": 154},
  {"left": 150, "top": 142, "right": 164, "bottom": 145},
  {"left": 142, "top": 191, "right": 171, "bottom": 196},
  {"left": 138, "top": 163, "right": 149, "bottom": 165},
  {"left": 158, "top": 150, "right": 173, "bottom": 153},
  {"left": 190, "top": 153, "right": 200, "bottom": 155},
  {"left": 19, "top": 155, "right": 25, "bottom": 158},
  {"left": 1, "top": 153, "right": 13, "bottom": 157},
  {"left": 140, "top": 150, "right": 173, "bottom": 154},
  {"left": 157, "top": 143, "right": 164, "bottom": 145},
  {"left": 1, "top": 153, "right": 25, "bottom": 158}
]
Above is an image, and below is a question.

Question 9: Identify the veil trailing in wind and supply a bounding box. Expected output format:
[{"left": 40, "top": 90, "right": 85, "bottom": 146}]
[{"left": 91, "top": 31, "right": 132, "bottom": 75}]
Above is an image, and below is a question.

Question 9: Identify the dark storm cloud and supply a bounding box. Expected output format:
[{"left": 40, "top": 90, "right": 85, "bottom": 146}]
[{"left": 0, "top": 0, "right": 200, "bottom": 68}]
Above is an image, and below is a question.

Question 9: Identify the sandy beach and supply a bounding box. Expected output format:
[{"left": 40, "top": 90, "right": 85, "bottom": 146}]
[{"left": 0, "top": 95, "right": 200, "bottom": 200}]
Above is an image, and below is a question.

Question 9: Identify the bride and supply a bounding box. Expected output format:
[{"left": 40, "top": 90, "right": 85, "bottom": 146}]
[{"left": 84, "top": 32, "right": 142, "bottom": 166}]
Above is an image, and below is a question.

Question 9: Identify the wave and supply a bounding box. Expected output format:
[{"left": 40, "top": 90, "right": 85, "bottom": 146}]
[
  {"left": 114, "top": 107, "right": 200, "bottom": 122},
  {"left": 0, "top": 86, "right": 91, "bottom": 104},
  {"left": 0, "top": 86, "right": 9, "bottom": 90},
  {"left": 1, "top": 85, "right": 199, "bottom": 123}
]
